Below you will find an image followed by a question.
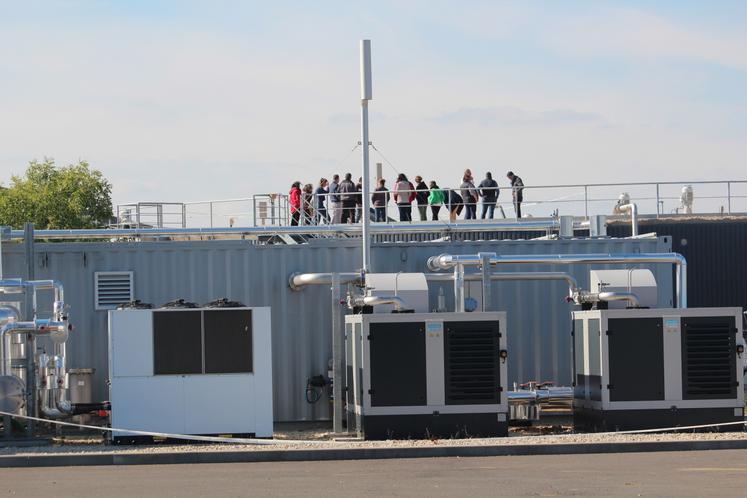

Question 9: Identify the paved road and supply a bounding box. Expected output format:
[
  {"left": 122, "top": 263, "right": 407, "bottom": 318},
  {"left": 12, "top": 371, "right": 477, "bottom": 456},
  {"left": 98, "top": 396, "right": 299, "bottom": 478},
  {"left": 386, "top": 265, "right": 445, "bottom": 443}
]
[{"left": 2, "top": 449, "right": 747, "bottom": 497}]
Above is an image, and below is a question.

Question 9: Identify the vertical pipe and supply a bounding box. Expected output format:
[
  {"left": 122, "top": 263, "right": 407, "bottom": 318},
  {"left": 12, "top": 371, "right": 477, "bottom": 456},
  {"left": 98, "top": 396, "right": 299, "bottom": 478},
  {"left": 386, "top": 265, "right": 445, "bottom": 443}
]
[
  {"left": 655, "top": 184, "right": 661, "bottom": 217},
  {"left": 331, "top": 273, "right": 344, "bottom": 433},
  {"left": 360, "top": 40, "right": 373, "bottom": 273},
  {"left": 25, "top": 334, "right": 35, "bottom": 436},
  {"left": 727, "top": 182, "right": 732, "bottom": 214},
  {"left": 209, "top": 202, "right": 214, "bottom": 228},
  {"left": 24, "top": 223, "right": 34, "bottom": 281},
  {"left": 677, "top": 260, "right": 687, "bottom": 308},
  {"left": 454, "top": 263, "right": 465, "bottom": 312},
  {"left": 480, "top": 253, "right": 492, "bottom": 312}
]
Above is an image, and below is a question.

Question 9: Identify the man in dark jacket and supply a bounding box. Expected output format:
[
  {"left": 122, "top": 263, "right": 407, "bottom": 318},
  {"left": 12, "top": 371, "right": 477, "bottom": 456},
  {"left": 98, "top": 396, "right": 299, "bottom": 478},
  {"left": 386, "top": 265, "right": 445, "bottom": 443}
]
[
  {"left": 338, "top": 173, "right": 357, "bottom": 224},
  {"left": 507, "top": 171, "right": 524, "bottom": 219},
  {"left": 371, "top": 178, "right": 390, "bottom": 222},
  {"left": 478, "top": 172, "right": 499, "bottom": 219},
  {"left": 414, "top": 176, "right": 429, "bottom": 221}
]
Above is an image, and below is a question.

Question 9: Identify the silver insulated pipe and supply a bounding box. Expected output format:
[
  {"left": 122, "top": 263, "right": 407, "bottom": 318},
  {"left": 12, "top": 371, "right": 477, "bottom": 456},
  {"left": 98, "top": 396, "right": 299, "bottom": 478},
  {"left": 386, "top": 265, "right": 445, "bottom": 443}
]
[{"left": 427, "top": 252, "right": 687, "bottom": 308}]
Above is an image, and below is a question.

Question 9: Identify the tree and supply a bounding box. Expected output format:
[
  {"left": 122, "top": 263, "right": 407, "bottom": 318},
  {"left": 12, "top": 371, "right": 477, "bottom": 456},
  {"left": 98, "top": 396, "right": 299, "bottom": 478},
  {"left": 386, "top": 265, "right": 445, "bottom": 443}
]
[{"left": 0, "top": 158, "right": 113, "bottom": 229}]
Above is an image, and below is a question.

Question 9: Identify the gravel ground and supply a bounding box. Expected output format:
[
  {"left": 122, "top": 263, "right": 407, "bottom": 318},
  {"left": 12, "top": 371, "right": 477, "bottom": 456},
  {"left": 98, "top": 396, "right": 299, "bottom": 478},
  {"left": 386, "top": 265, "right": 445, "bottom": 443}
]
[{"left": 1, "top": 427, "right": 746, "bottom": 457}]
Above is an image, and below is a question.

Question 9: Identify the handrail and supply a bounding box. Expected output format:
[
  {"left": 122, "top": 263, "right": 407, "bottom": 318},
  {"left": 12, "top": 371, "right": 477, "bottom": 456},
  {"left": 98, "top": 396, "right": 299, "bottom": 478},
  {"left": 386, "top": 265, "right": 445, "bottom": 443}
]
[
  {"left": 116, "top": 179, "right": 747, "bottom": 228},
  {"left": 9, "top": 219, "right": 572, "bottom": 241}
]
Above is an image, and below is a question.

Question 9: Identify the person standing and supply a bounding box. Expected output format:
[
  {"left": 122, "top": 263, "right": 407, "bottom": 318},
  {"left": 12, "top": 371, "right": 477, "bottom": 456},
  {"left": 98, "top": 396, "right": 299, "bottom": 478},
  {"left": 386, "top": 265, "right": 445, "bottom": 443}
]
[
  {"left": 427, "top": 180, "right": 444, "bottom": 221},
  {"left": 414, "top": 175, "right": 429, "bottom": 221},
  {"left": 372, "top": 178, "right": 390, "bottom": 222},
  {"left": 338, "top": 173, "right": 357, "bottom": 223},
  {"left": 393, "top": 173, "right": 415, "bottom": 222},
  {"left": 355, "top": 177, "right": 363, "bottom": 223},
  {"left": 478, "top": 171, "right": 499, "bottom": 219},
  {"left": 460, "top": 169, "right": 478, "bottom": 220},
  {"left": 314, "top": 178, "right": 330, "bottom": 224},
  {"left": 329, "top": 174, "right": 341, "bottom": 224},
  {"left": 302, "top": 183, "right": 314, "bottom": 225},
  {"left": 507, "top": 171, "right": 524, "bottom": 219},
  {"left": 289, "top": 181, "right": 302, "bottom": 226},
  {"left": 447, "top": 188, "right": 463, "bottom": 222}
]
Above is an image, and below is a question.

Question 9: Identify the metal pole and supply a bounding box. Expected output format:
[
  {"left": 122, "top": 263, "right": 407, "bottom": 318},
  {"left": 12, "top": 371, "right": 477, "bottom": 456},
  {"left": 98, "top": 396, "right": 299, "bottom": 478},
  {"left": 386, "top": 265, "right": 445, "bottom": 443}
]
[
  {"left": 360, "top": 39, "right": 373, "bottom": 273},
  {"left": 454, "top": 263, "right": 465, "bottom": 312},
  {"left": 479, "top": 252, "right": 494, "bottom": 311},
  {"left": 655, "top": 184, "right": 660, "bottom": 217},
  {"left": 210, "top": 202, "right": 214, "bottom": 229},
  {"left": 727, "top": 182, "right": 732, "bottom": 214},
  {"left": 24, "top": 223, "right": 34, "bottom": 281},
  {"left": 583, "top": 185, "right": 588, "bottom": 219},
  {"left": 330, "top": 273, "right": 344, "bottom": 433}
]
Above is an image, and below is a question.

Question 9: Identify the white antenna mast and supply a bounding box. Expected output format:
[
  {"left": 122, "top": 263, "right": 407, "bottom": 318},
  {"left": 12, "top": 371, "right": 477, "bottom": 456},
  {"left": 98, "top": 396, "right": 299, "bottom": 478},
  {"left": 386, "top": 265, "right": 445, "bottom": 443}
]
[{"left": 360, "top": 39, "right": 372, "bottom": 273}]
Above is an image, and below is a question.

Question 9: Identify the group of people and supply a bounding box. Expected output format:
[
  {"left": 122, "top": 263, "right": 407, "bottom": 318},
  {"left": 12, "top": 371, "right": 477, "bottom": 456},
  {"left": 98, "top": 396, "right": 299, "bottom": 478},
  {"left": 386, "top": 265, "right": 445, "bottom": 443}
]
[{"left": 288, "top": 170, "right": 524, "bottom": 225}]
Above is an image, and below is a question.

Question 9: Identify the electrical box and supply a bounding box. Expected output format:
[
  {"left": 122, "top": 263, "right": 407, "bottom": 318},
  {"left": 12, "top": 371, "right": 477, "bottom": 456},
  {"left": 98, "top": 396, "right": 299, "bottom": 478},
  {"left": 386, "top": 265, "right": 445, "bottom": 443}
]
[
  {"left": 572, "top": 307, "right": 744, "bottom": 431},
  {"left": 108, "top": 307, "right": 273, "bottom": 442},
  {"left": 345, "top": 312, "right": 508, "bottom": 439}
]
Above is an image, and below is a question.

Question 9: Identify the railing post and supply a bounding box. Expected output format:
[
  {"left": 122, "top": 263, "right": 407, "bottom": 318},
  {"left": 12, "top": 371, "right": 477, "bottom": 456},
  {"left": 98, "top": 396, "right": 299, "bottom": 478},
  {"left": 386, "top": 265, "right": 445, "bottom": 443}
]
[
  {"left": 727, "top": 182, "right": 732, "bottom": 214},
  {"left": 210, "top": 202, "right": 214, "bottom": 228},
  {"left": 583, "top": 185, "right": 589, "bottom": 219},
  {"left": 655, "top": 183, "right": 661, "bottom": 217}
]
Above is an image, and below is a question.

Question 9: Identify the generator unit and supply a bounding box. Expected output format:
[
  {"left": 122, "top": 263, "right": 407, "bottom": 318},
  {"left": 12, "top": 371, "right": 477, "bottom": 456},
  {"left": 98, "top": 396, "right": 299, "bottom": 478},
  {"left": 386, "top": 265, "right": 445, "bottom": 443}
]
[
  {"left": 572, "top": 307, "right": 745, "bottom": 431},
  {"left": 108, "top": 306, "right": 273, "bottom": 442},
  {"left": 345, "top": 312, "right": 508, "bottom": 440}
]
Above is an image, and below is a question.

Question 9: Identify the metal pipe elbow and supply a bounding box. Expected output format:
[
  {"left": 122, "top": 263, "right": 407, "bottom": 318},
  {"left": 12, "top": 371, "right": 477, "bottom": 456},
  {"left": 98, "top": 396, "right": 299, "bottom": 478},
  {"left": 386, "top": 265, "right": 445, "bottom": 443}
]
[{"left": 598, "top": 291, "right": 640, "bottom": 307}]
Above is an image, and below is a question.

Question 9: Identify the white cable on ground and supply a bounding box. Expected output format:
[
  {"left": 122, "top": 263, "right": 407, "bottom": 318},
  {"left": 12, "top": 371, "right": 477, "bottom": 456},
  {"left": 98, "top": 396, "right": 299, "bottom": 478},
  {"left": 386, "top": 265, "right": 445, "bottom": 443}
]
[
  {"left": 507, "top": 419, "right": 747, "bottom": 442},
  {"left": 2, "top": 410, "right": 744, "bottom": 446},
  {"left": 0, "top": 411, "right": 326, "bottom": 446}
]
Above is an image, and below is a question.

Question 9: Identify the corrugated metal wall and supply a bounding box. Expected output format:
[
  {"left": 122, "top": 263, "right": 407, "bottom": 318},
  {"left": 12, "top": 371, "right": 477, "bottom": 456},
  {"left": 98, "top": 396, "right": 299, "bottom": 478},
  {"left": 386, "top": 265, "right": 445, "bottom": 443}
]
[
  {"left": 1, "top": 236, "right": 672, "bottom": 421},
  {"left": 608, "top": 220, "right": 747, "bottom": 311}
]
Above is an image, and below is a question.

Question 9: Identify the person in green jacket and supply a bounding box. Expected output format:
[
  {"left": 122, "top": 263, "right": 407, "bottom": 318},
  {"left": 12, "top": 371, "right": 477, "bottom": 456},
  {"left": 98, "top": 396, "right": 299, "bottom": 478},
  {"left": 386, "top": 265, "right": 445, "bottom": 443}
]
[{"left": 428, "top": 180, "right": 445, "bottom": 221}]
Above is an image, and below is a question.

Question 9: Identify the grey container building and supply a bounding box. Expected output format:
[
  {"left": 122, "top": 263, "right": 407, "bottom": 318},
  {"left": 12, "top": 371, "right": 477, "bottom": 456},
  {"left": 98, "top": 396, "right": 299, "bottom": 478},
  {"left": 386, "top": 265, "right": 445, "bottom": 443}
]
[{"left": 1, "top": 236, "right": 673, "bottom": 422}]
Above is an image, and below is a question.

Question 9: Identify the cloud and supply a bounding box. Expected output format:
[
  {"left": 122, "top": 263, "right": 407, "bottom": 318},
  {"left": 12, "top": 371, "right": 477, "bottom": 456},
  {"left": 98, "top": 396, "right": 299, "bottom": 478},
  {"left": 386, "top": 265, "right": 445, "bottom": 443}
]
[
  {"left": 545, "top": 8, "right": 747, "bottom": 72},
  {"left": 433, "top": 106, "right": 606, "bottom": 127}
]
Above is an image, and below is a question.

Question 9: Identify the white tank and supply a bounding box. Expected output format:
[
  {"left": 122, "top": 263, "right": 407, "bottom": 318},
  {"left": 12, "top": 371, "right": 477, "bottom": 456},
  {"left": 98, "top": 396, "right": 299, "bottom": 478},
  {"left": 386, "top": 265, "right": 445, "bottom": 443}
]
[
  {"left": 589, "top": 269, "right": 658, "bottom": 309},
  {"left": 364, "top": 273, "right": 429, "bottom": 313}
]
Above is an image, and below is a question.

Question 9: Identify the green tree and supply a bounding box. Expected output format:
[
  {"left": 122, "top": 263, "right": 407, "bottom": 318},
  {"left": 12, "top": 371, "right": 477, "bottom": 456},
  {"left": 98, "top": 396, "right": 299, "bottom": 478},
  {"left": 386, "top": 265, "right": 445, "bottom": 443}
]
[{"left": 0, "top": 158, "right": 113, "bottom": 229}]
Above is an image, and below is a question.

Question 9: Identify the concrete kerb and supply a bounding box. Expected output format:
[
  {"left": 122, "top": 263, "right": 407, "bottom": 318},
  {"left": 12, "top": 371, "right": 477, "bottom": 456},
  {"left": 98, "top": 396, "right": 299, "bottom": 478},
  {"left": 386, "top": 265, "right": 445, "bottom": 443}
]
[{"left": 3, "top": 439, "right": 747, "bottom": 468}]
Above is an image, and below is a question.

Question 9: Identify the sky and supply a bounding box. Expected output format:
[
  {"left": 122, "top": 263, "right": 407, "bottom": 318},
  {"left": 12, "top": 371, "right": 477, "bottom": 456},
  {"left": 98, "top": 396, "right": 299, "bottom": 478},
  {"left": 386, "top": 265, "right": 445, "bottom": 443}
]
[{"left": 0, "top": 0, "right": 746, "bottom": 211}]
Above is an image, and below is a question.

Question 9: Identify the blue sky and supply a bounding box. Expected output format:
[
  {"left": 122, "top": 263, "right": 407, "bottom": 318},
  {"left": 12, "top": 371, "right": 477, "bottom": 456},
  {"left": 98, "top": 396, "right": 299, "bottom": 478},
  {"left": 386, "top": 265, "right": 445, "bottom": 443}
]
[{"left": 0, "top": 1, "right": 745, "bottom": 211}]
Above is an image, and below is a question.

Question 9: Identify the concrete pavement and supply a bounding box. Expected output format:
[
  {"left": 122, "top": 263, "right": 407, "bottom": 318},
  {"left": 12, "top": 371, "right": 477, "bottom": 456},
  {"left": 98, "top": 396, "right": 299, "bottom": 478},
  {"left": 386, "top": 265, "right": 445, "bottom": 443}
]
[{"left": 2, "top": 449, "right": 746, "bottom": 497}]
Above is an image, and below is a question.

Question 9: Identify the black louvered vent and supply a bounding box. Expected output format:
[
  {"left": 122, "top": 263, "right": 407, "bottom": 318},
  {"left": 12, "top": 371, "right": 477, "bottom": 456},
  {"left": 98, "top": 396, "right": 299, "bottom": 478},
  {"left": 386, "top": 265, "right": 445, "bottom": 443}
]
[
  {"left": 682, "top": 317, "right": 736, "bottom": 400},
  {"left": 444, "top": 322, "right": 500, "bottom": 405}
]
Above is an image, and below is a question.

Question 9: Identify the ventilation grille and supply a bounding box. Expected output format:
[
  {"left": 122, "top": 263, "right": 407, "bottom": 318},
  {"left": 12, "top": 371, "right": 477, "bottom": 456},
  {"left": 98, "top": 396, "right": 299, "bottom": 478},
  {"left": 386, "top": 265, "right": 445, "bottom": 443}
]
[
  {"left": 682, "top": 320, "right": 735, "bottom": 399},
  {"left": 444, "top": 325, "right": 500, "bottom": 405},
  {"left": 95, "top": 271, "right": 134, "bottom": 310}
]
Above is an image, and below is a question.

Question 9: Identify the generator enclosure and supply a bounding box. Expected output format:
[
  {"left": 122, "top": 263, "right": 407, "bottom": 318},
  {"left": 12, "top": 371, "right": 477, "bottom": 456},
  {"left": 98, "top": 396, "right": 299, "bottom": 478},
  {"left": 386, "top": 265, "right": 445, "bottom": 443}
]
[
  {"left": 108, "top": 307, "right": 273, "bottom": 442},
  {"left": 572, "top": 307, "right": 744, "bottom": 431},
  {"left": 345, "top": 312, "right": 508, "bottom": 440}
]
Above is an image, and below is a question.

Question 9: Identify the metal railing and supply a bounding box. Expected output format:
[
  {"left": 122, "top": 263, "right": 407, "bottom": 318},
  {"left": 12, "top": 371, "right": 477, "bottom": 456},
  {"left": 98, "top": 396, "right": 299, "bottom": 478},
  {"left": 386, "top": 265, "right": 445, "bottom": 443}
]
[
  {"left": 137, "top": 180, "right": 747, "bottom": 229},
  {"left": 115, "top": 202, "right": 187, "bottom": 229}
]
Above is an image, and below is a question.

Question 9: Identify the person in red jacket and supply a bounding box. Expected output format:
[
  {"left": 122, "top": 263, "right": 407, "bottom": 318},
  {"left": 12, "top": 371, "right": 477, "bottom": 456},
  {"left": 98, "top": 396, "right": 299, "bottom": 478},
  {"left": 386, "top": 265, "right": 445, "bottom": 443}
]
[
  {"left": 289, "top": 181, "right": 302, "bottom": 226},
  {"left": 393, "top": 173, "right": 416, "bottom": 222}
]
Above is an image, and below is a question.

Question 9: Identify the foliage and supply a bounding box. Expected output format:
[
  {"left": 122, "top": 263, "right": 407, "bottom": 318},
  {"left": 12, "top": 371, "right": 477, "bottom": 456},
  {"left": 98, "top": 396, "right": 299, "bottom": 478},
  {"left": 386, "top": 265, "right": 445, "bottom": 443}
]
[{"left": 0, "top": 158, "right": 113, "bottom": 229}]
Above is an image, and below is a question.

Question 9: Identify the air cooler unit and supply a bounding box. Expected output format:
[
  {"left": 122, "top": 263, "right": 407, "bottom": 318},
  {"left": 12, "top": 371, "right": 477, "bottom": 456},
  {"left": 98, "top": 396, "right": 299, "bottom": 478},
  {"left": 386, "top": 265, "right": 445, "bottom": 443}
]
[
  {"left": 345, "top": 312, "right": 508, "bottom": 440},
  {"left": 572, "top": 307, "right": 744, "bottom": 431},
  {"left": 108, "top": 306, "right": 273, "bottom": 442}
]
